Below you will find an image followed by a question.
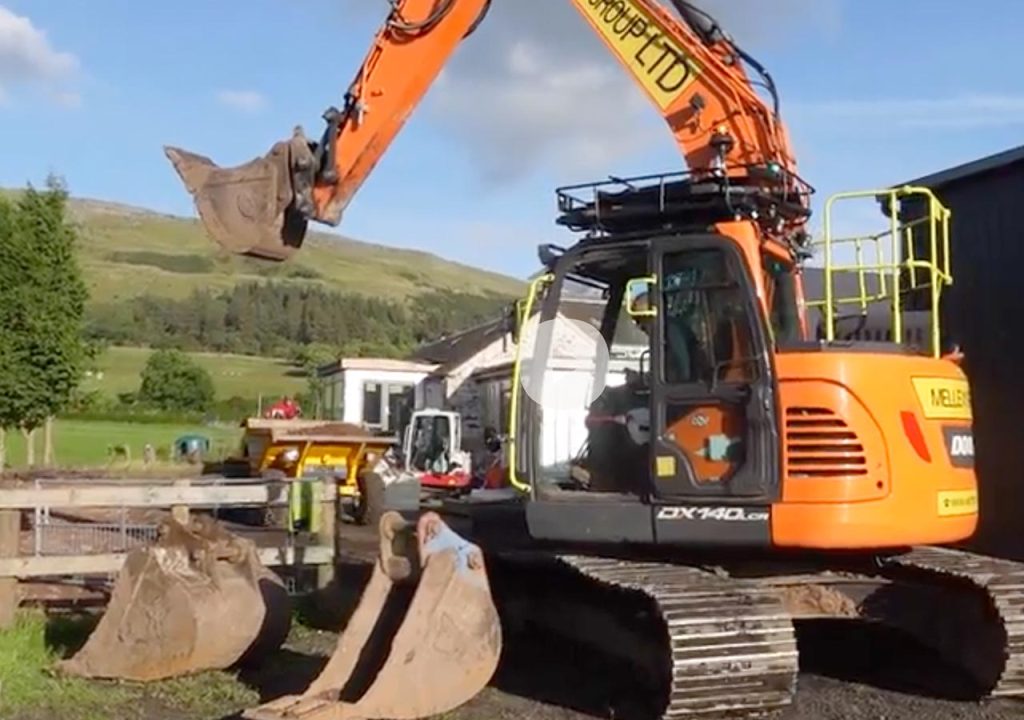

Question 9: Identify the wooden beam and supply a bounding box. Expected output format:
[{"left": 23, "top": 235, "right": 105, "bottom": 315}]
[
  {"left": 317, "top": 480, "right": 337, "bottom": 590},
  {"left": 171, "top": 478, "right": 191, "bottom": 524},
  {"left": 0, "top": 480, "right": 336, "bottom": 510},
  {"left": 0, "top": 492, "right": 18, "bottom": 628},
  {"left": 0, "top": 545, "right": 334, "bottom": 578}
]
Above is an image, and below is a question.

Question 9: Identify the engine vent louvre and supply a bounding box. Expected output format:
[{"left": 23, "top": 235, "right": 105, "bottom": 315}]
[{"left": 785, "top": 407, "right": 868, "bottom": 477}]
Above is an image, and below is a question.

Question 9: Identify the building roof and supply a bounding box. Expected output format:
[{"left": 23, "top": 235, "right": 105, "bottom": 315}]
[
  {"left": 318, "top": 357, "right": 439, "bottom": 377},
  {"left": 900, "top": 144, "right": 1024, "bottom": 190},
  {"left": 408, "top": 298, "right": 648, "bottom": 374},
  {"left": 409, "top": 317, "right": 508, "bottom": 372}
]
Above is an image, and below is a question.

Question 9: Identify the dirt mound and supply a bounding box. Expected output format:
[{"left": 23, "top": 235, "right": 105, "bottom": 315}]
[{"left": 282, "top": 422, "right": 375, "bottom": 437}]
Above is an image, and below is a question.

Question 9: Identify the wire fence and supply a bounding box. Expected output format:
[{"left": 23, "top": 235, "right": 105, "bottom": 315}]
[
  {"left": 20, "top": 477, "right": 319, "bottom": 596},
  {"left": 29, "top": 479, "right": 159, "bottom": 557}
]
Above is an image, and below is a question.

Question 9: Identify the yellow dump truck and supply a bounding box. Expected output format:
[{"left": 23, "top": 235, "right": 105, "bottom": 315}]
[{"left": 236, "top": 418, "right": 398, "bottom": 526}]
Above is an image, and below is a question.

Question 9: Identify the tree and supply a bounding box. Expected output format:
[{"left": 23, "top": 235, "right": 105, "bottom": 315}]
[
  {"left": 295, "top": 343, "right": 336, "bottom": 419},
  {"left": 0, "top": 194, "right": 15, "bottom": 470},
  {"left": 138, "top": 349, "right": 215, "bottom": 412},
  {"left": 0, "top": 177, "right": 90, "bottom": 468}
]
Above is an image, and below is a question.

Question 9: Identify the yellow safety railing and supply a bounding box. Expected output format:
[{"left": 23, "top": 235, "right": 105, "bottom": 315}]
[
  {"left": 810, "top": 185, "right": 952, "bottom": 358},
  {"left": 507, "top": 273, "right": 554, "bottom": 492}
]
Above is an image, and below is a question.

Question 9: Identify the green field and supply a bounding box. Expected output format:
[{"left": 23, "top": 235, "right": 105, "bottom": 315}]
[
  {"left": 82, "top": 346, "right": 305, "bottom": 401},
  {"left": 4, "top": 419, "right": 241, "bottom": 468}
]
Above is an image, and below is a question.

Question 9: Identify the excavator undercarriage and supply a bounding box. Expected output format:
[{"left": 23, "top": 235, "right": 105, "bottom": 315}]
[{"left": 430, "top": 502, "right": 1024, "bottom": 718}]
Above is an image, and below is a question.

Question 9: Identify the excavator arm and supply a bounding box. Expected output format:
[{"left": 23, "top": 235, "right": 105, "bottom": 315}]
[{"left": 167, "top": 0, "right": 807, "bottom": 261}]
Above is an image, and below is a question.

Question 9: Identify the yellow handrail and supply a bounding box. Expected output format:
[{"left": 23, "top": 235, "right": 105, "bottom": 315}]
[
  {"left": 816, "top": 185, "right": 952, "bottom": 358},
  {"left": 507, "top": 273, "right": 554, "bottom": 493}
]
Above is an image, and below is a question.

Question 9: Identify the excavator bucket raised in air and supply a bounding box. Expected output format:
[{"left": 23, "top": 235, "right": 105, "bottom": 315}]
[
  {"left": 58, "top": 516, "right": 291, "bottom": 682},
  {"left": 245, "top": 511, "right": 502, "bottom": 720},
  {"left": 165, "top": 131, "right": 314, "bottom": 262}
]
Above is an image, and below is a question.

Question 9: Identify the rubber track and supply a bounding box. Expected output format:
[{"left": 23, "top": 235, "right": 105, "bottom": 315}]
[
  {"left": 883, "top": 546, "right": 1024, "bottom": 698},
  {"left": 552, "top": 554, "right": 799, "bottom": 718}
]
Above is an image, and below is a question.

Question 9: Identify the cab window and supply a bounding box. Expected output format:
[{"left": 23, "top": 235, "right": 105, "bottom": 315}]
[{"left": 661, "top": 249, "right": 758, "bottom": 385}]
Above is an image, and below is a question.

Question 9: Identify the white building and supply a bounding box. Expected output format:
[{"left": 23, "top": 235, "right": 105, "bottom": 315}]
[
  {"left": 318, "top": 297, "right": 648, "bottom": 467},
  {"left": 318, "top": 358, "right": 440, "bottom": 435}
]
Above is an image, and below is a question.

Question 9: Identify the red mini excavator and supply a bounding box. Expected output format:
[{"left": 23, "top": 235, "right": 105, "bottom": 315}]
[{"left": 164, "top": 3, "right": 1024, "bottom": 720}]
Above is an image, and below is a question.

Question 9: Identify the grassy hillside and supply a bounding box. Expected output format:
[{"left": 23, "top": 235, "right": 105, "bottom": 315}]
[
  {"left": 3, "top": 190, "right": 525, "bottom": 304},
  {"left": 82, "top": 346, "right": 305, "bottom": 401}
]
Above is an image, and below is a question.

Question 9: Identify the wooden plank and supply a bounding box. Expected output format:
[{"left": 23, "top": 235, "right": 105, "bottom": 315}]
[
  {"left": 171, "top": 478, "right": 191, "bottom": 524},
  {"left": 0, "top": 545, "right": 334, "bottom": 578},
  {"left": 0, "top": 480, "right": 336, "bottom": 510},
  {"left": 257, "top": 545, "right": 334, "bottom": 569},
  {"left": 317, "top": 480, "right": 337, "bottom": 590},
  {"left": 0, "top": 501, "right": 18, "bottom": 628}
]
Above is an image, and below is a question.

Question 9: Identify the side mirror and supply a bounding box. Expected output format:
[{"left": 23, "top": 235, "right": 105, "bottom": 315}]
[{"left": 626, "top": 276, "right": 657, "bottom": 319}]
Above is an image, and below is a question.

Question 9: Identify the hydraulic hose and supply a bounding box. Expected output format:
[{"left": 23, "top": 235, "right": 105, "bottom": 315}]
[
  {"left": 669, "top": 0, "right": 780, "bottom": 118},
  {"left": 387, "top": 0, "right": 490, "bottom": 37},
  {"left": 387, "top": 0, "right": 456, "bottom": 33}
]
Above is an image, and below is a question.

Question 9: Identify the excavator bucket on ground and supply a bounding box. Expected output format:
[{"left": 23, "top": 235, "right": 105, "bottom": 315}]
[
  {"left": 245, "top": 511, "right": 502, "bottom": 720},
  {"left": 165, "top": 132, "right": 314, "bottom": 261},
  {"left": 57, "top": 516, "right": 291, "bottom": 681}
]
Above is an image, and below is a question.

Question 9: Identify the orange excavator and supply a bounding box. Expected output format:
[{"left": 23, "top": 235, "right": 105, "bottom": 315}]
[{"left": 165, "top": 1, "right": 1024, "bottom": 719}]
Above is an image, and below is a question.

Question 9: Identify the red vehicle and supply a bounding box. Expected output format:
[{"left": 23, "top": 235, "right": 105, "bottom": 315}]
[{"left": 263, "top": 396, "right": 302, "bottom": 420}]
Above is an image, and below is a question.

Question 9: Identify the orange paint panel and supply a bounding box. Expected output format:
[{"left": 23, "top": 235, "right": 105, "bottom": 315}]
[
  {"left": 772, "top": 501, "right": 977, "bottom": 549},
  {"left": 666, "top": 405, "right": 743, "bottom": 482},
  {"left": 772, "top": 350, "right": 977, "bottom": 549},
  {"left": 778, "top": 378, "right": 888, "bottom": 504}
]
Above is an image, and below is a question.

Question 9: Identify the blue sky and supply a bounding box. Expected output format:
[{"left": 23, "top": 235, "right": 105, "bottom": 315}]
[{"left": 2, "top": 0, "right": 1023, "bottom": 279}]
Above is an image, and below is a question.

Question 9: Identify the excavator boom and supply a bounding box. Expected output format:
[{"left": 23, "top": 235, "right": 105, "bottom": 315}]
[{"left": 168, "top": 0, "right": 808, "bottom": 261}]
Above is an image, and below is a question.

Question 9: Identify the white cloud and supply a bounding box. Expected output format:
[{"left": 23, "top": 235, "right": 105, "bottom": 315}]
[
  {"left": 424, "top": 0, "right": 840, "bottom": 185},
  {"left": 0, "top": 5, "right": 80, "bottom": 105},
  {"left": 790, "top": 94, "right": 1024, "bottom": 131},
  {"left": 216, "top": 89, "right": 268, "bottom": 113}
]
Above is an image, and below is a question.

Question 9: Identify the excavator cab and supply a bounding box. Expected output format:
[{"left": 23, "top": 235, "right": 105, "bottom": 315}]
[
  {"left": 510, "top": 172, "right": 974, "bottom": 554},
  {"left": 514, "top": 173, "right": 787, "bottom": 546}
]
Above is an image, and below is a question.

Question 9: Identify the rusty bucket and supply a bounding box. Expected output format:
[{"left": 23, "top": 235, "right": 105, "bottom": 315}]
[
  {"left": 244, "top": 511, "right": 501, "bottom": 720},
  {"left": 57, "top": 516, "right": 291, "bottom": 681},
  {"left": 165, "top": 137, "right": 310, "bottom": 262}
]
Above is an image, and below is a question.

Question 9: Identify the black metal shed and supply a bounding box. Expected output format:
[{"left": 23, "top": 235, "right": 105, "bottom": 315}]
[{"left": 896, "top": 145, "right": 1024, "bottom": 559}]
